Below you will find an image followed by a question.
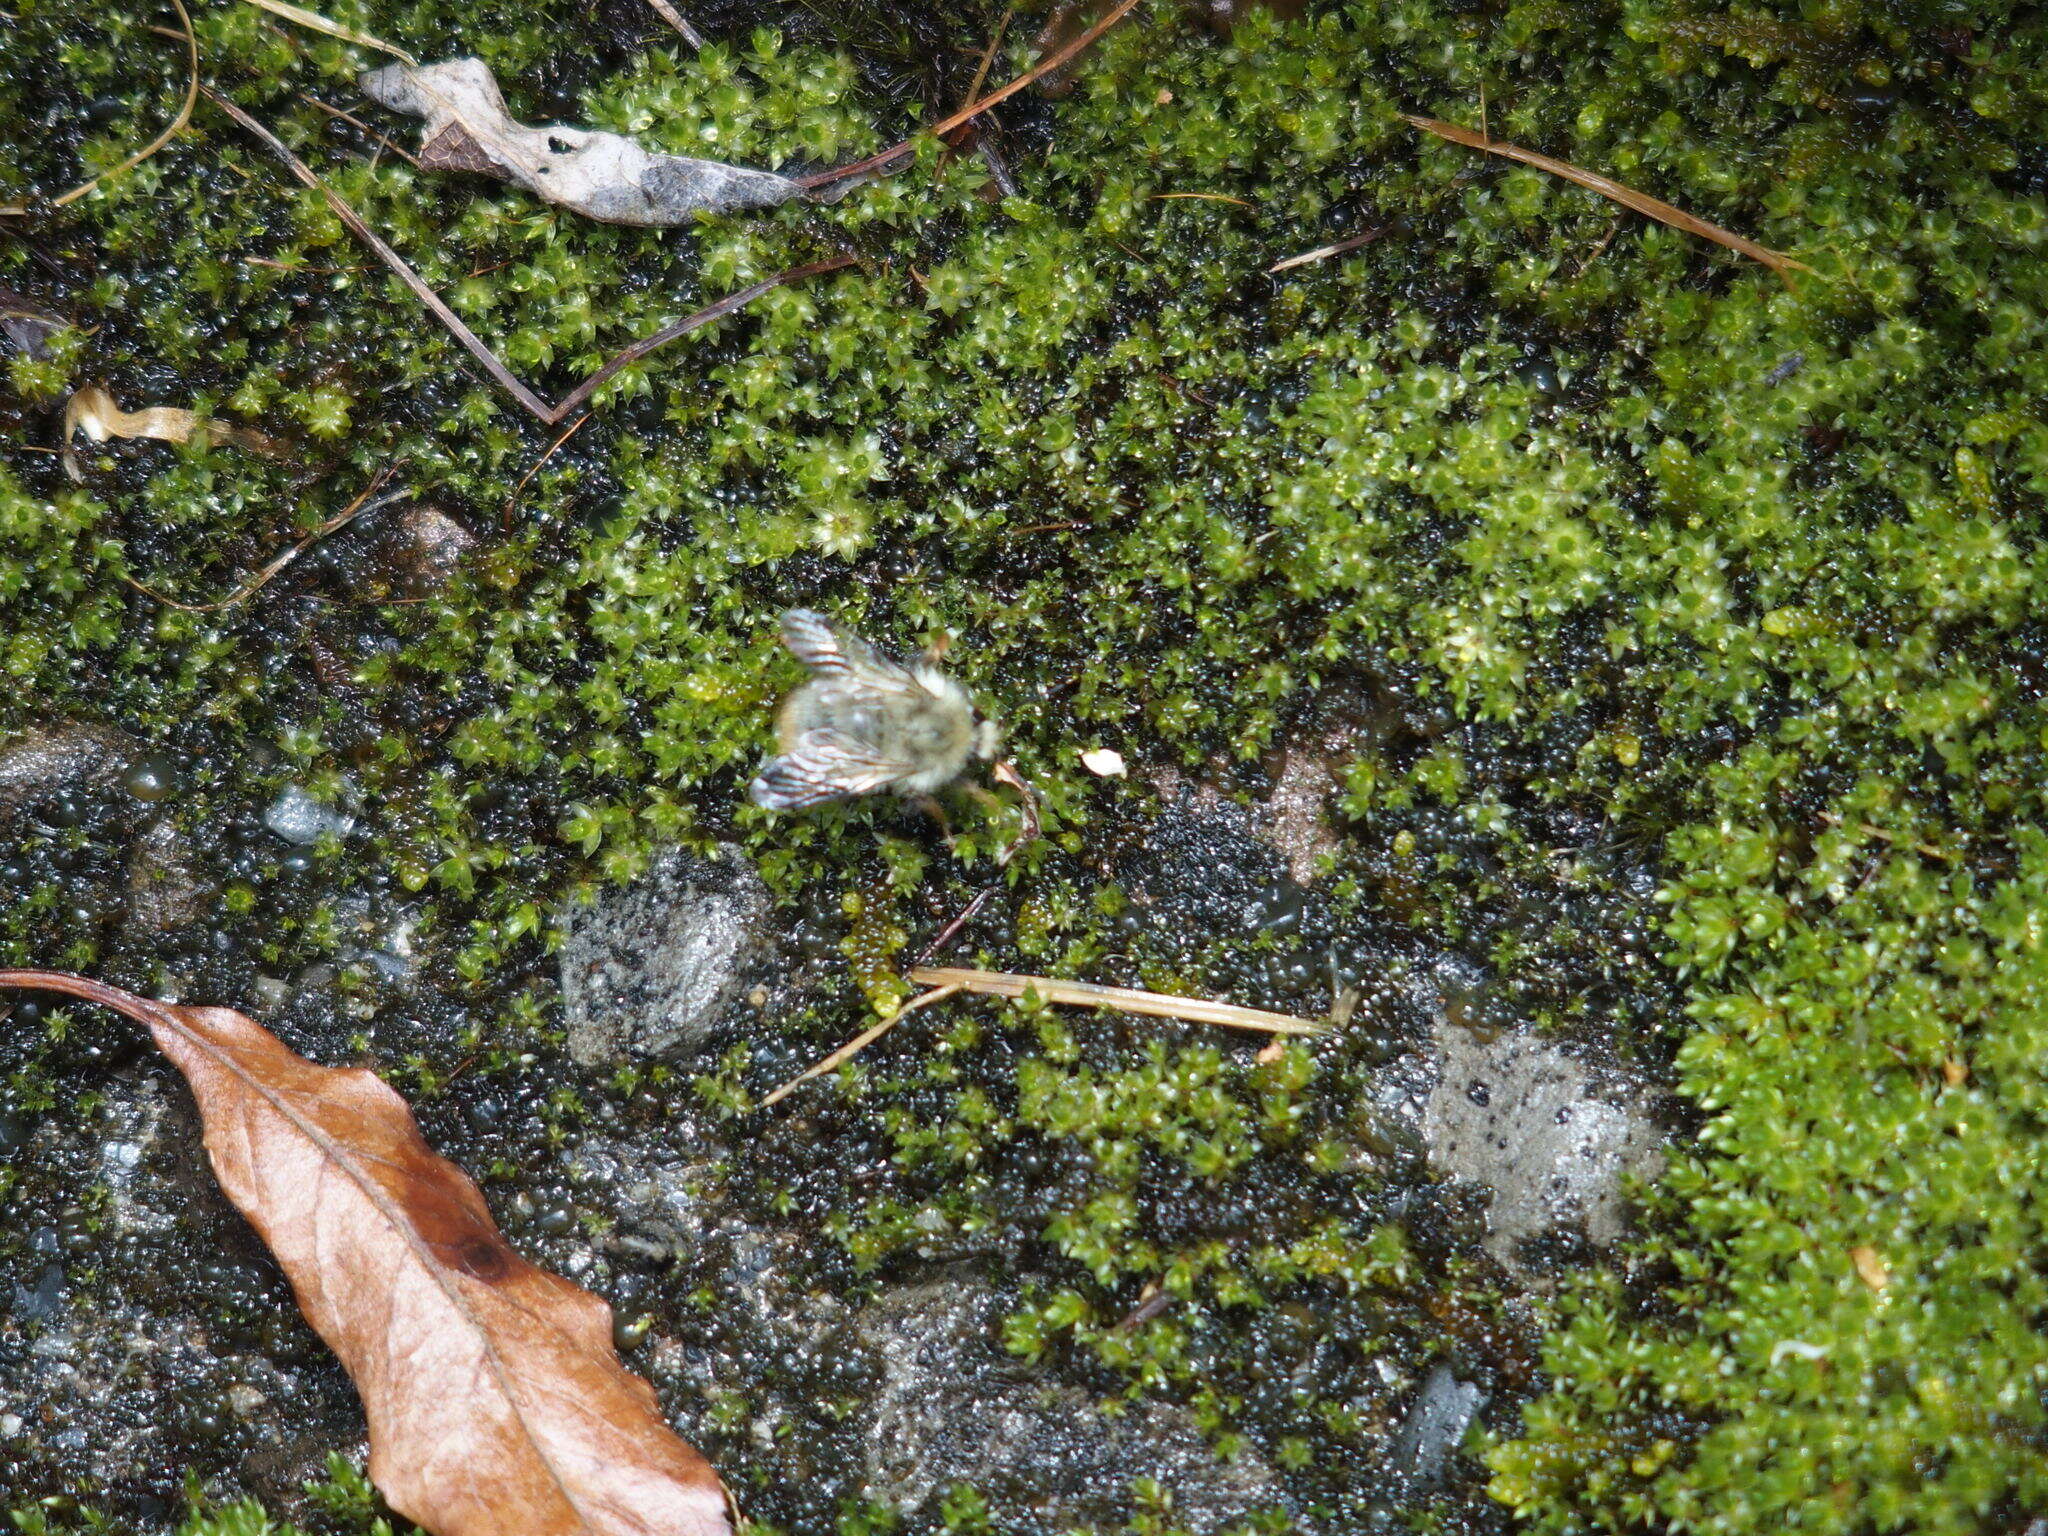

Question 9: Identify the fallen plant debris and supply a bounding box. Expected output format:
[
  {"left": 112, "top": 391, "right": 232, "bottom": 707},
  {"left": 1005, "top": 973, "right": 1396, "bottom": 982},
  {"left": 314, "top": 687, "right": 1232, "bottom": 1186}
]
[
  {"left": 204, "top": 86, "right": 856, "bottom": 425},
  {"left": 0, "top": 969, "right": 732, "bottom": 1536},
  {"left": 62, "top": 382, "right": 284, "bottom": 481},
  {"left": 0, "top": 0, "right": 197, "bottom": 216},
  {"left": 907, "top": 966, "right": 1328, "bottom": 1036},
  {"left": 361, "top": 58, "right": 813, "bottom": 226},
  {"left": 1399, "top": 113, "right": 1812, "bottom": 278},
  {"left": 1269, "top": 224, "right": 1389, "bottom": 273}
]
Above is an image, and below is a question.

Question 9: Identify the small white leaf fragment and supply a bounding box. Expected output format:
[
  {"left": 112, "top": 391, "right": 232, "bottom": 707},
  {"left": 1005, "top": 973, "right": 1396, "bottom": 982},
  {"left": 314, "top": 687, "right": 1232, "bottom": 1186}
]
[
  {"left": 1080, "top": 748, "right": 1126, "bottom": 778},
  {"left": 361, "top": 58, "right": 813, "bottom": 226}
]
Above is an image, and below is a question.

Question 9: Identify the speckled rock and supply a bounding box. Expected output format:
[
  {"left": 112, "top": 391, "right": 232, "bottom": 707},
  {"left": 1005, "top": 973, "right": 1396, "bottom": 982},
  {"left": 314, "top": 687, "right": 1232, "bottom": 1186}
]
[
  {"left": 1415, "top": 960, "right": 1665, "bottom": 1270},
  {"left": 558, "top": 845, "right": 773, "bottom": 1067}
]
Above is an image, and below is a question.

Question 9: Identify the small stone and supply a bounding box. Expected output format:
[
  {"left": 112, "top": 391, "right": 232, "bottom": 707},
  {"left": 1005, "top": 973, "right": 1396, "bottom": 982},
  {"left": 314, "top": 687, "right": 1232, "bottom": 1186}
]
[
  {"left": 1387, "top": 1363, "right": 1486, "bottom": 1491},
  {"left": 121, "top": 756, "right": 179, "bottom": 802},
  {"left": 264, "top": 785, "right": 355, "bottom": 846},
  {"left": 248, "top": 976, "right": 291, "bottom": 1015},
  {"left": 559, "top": 845, "right": 772, "bottom": 1066}
]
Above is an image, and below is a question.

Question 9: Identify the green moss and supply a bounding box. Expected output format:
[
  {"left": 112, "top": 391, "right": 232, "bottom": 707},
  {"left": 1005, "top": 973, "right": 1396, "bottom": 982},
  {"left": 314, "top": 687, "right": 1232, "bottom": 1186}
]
[{"left": 6, "top": 0, "right": 2048, "bottom": 1527}]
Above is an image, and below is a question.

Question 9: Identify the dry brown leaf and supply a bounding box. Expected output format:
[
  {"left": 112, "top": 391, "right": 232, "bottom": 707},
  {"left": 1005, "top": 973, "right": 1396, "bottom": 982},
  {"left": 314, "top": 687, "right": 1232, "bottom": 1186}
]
[
  {"left": 0, "top": 969, "right": 732, "bottom": 1536},
  {"left": 1399, "top": 113, "right": 1812, "bottom": 279},
  {"left": 62, "top": 384, "right": 284, "bottom": 481},
  {"left": 361, "top": 58, "right": 810, "bottom": 225}
]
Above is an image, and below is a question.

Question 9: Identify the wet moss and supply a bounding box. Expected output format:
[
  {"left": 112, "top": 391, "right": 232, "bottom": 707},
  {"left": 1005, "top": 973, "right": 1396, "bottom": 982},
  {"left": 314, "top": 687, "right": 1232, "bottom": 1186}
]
[{"left": 4, "top": 0, "right": 2048, "bottom": 1529}]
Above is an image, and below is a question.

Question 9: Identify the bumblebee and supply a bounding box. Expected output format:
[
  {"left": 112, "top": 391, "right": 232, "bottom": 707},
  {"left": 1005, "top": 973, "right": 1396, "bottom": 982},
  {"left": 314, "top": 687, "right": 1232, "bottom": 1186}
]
[{"left": 750, "top": 609, "right": 1000, "bottom": 811}]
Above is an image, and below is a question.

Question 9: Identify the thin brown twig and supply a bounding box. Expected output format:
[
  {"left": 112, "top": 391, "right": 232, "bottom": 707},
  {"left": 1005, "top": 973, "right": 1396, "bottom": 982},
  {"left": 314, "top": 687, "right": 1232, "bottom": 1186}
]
[
  {"left": 907, "top": 966, "right": 1328, "bottom": 1036},
  {"left": 1, "top": 0, "right": 198, "bottom": 216},
  {"left": 1268, "top": 224, "right": 1389, "bottom": 274},
  {"left": 936, "top": 4, "right": 1013, "bottom": 175},
  {"left": 205, "top": 90, "right": 858, "bottom": 424},
  {"left": 760, "top": 982, "right": 964, "bottom": 1108},
  {"left": 297, "top": 91, "right": 423, "bottom": 170},
  {"left": 124, "top": 468, "right": 404, "bottom": 613},
  {"left": 1399, "top": 113, "right": 1812, "bottom": 280},
  {"left": 798, "top": 0, "right": 1142, "bottom": 189},
  {"left": 1152, "top": 191, "right": 1253, "bottom": 208}
]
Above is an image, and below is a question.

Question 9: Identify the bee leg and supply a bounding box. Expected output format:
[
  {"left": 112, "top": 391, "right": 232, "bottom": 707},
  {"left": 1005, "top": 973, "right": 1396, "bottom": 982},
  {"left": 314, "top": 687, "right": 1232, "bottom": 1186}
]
[{"left": 914, "top": 793, "right": 957, "bottom": 851}]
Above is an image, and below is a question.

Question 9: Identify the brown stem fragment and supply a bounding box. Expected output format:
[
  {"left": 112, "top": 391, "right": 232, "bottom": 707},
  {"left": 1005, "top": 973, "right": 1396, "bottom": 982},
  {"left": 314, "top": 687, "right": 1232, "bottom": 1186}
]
[{"left": 1399, "top": 113, "right": 1812, "bottom": 279}]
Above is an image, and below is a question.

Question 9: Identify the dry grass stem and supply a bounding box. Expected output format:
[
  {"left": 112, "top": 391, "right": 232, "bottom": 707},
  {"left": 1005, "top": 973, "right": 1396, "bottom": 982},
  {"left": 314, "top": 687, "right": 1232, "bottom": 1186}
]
[
  {"left": 1399, "top": 113, "right": 1811, "bottom": 278},
  {"left": 760, "top": 983, "right": 966, "bottom": 1108},
  {"left": 2, "top": 0, "right": 198, "bottom": 216},
  {"left": 239, "top": 0, "right": 417, "bottom": 62},
  {"left": 204, "top": 86, "right": 557, "bottom": 421},
  {"left": 641, "top": 0, "right": 707, "bottom": 48},
  {"left": 206, "top": 90, "right": 853, "bottom": 424},
  {"left": 1153, "top": 191, "right": 1254, "bottom": 208},
  {"left": 908, "top": 966, "right": 1328, "bottom": 1036}
]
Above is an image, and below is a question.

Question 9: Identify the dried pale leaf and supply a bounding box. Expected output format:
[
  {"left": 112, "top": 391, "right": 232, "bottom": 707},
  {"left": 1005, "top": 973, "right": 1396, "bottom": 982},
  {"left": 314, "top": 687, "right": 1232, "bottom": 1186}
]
[
  {"left": 0, "top": 970, "right": 730, "bottom": 1536},
  {"left": 1080, "top": 747, "right": 1126, "bottom": 777},
  {"left": 1399, "top": 113, "right": 1812, "bottom": 278},
  {"left": 239, "top": 0, "right": 417, "bottom": 63},
  {"left": 62, "top": 384, "right": 282, "bottom": 481},
  {"left": 361, "top": 58, "right": 809, "bottom": 226}
]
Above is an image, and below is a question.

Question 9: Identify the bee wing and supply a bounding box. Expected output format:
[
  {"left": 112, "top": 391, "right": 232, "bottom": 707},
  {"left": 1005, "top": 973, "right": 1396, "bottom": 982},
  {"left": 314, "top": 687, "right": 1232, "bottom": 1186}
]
[
  {"left": 750, "top": 729, "right": 915, "bottom": 810},
  {"left": 779, "top": 609, "right": 923, "bottom": 697}
]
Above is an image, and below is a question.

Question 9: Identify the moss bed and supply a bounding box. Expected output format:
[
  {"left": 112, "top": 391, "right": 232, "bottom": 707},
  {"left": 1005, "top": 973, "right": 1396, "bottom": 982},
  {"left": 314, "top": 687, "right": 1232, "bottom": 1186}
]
[{"left": 3, "top": 0, "right": 2047, "bottom": 1530}]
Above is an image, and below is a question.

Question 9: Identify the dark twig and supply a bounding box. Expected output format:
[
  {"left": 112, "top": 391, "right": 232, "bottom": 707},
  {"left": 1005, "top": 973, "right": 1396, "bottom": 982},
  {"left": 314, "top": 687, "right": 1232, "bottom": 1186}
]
[
  {"left": 297, "top": 92, "right": 423, "bottom": 170},
  {"left": 548, "top": 256, "right": 858, "bottom": 420},
  {"left": 798, "top": 0, "right": 1142, "bottom": 190}
]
